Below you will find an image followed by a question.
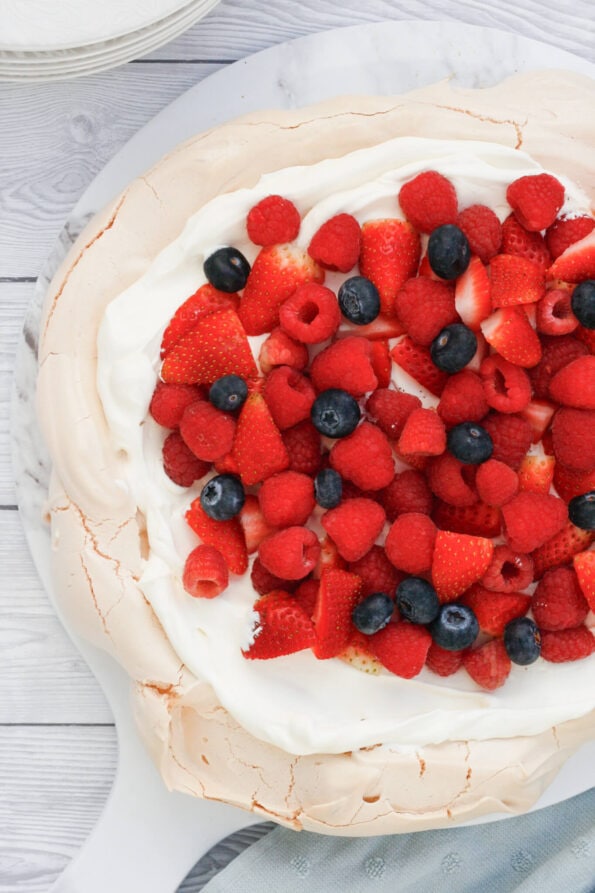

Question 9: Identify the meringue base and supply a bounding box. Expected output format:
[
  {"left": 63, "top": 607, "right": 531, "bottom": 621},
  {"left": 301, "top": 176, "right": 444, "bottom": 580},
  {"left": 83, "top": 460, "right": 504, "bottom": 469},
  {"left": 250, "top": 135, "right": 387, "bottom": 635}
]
[{"left": 39, "top": 70, "right": 595, "bottom": 834}]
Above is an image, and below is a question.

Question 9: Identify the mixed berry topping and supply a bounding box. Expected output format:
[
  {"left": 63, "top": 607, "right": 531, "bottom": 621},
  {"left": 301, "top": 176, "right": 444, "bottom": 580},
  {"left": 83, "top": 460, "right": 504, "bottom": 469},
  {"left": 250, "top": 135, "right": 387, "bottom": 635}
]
[{"left": 150, "top": 166, "right": 595, "bottom": 691}]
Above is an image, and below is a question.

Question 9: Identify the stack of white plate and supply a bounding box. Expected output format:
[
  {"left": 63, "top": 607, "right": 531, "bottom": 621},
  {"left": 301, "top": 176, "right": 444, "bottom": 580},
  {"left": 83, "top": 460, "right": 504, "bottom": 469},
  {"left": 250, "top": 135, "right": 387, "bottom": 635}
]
[{"left": 0, "top": 0, "right": 221, "bottom": 81}]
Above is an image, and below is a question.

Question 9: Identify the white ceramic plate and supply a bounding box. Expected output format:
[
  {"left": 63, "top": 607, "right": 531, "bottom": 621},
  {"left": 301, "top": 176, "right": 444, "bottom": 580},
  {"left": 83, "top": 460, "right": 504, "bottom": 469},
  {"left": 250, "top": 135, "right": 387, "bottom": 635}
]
[
  {"left": 0, "top": 0, "right": 220, "bottom": 81},
  {"left": 12, "top": 20, "right": 595, "bottom": 893}
]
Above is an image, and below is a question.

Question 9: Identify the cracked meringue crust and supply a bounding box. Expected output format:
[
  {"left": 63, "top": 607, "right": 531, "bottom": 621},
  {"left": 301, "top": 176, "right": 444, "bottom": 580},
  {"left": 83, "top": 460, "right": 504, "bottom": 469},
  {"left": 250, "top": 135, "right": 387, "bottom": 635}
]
[{"left": 38, "top": 70, "right": 595, "bottom": 834}]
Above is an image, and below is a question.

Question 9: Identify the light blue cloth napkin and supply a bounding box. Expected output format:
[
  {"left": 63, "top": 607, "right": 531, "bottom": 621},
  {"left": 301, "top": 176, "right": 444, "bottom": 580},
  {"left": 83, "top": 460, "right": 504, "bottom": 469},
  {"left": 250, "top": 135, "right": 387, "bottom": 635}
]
[{"left": 200, "top": 788, "right": 595, "bottom": 893}]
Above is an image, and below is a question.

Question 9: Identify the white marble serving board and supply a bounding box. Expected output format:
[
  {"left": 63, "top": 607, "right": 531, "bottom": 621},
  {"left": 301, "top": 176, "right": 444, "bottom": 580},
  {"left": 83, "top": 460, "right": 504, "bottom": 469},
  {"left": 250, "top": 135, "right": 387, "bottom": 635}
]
[{"left": 12, "top": 20, "right": 595, "bottom": 893}]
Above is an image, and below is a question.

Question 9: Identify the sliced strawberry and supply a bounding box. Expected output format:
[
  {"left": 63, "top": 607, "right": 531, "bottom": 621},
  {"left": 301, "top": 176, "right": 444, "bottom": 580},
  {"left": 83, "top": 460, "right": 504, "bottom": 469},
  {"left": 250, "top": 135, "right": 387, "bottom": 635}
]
[
  {"left": 339, "top": 632, "right": 382, "bottom": 674},
  {"left": 431, "top": 530, "right": 494, "bottom": 601},
  {"left": 185, "top": 499, "right": 248, "bottom": 575},
  {"left": 546, "top": 215, "right": 595, "bottom": 260},
  {"left": 532, "top": 522, "right": 595, "bottom": 579},
  {"left": 573, "top": 550, "right": 595, "bottom": 613},
  {"left": 520, "top": 399, "right": 556, "bottom": 443},
  {"left": 461, "top": 586, "right": 531, "bottom": 637},
  {"left": 489, "top": 254, "right": 545, "bottom": 308},
  {"left": 548, "top": 228, "right": 595, "bottom": 283},
  {"left": 359, "top": 219, "right": 421, "bottom": 316},
  {"left": 239, "top": 243, "right": 324, "bottom": 335},
  {"left": 432, "top": 500, "right": 502, "bottom": 538},
  {"left": 312, "top": 535, "right": 347, "bottom": 580},
  {"left": 339, "top": 313, "right": 405, "bottom": 341},
  {"left": 238, "top": 494, "right": 276, "bottom": 553},
  {"left": 369, "top": 622, "right": 432, "bottom": 678},
  {"left": 232, "top": 392, "right": 289, "bottom": 486},
  {"left": 243, "top": 591, "right": 316, "bottom": 659},
  {"left": 517, "top": 452, "right": 555, "bottom": 495},
  {"left": 312, "top": 568, "right": 362, "bottom": 659},
  {"left": 501, "top": 214, "right": 551, "bottom": 271},
  {"left": 161, "top": 307, "right": 258, "bottom": 385},
  {"left": 160, "top": 284, "right": 240, "bottom": 358},
  {"left": 480, "top": 306, "right": 542, "bottom": 368},
  {"left": 549, "top": 356, "right": 595, "bottom": 409},
  {"left": 390, "top": 336, "right": 448, "bottom": 396},
  {"left": 454, "top": 256, "right": 491, "bottom": 331}
]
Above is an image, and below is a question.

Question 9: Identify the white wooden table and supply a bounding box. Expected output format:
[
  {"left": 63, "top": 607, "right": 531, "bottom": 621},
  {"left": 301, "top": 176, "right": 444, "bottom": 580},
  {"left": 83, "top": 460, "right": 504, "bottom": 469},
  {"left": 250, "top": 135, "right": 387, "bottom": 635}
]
[{"left": 1, "top": 1, "right": 593, "bottom": 889}]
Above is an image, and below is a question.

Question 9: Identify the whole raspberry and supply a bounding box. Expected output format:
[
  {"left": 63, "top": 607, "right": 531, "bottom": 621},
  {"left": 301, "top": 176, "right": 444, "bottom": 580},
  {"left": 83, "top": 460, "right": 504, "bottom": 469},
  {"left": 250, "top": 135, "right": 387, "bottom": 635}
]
[
  {"left": 549, "top": 356, "right": 595, "bottom": 410},
  {"left": 546, "top": 215, "right": 595, "bottom": 259},
  {"left": 480, "top": 355, "right": 531, "bottom": 414},
  {"left": 425, "top": 641, "right": 464, "bottom": 677},
  {"left": 463, "top": 639, "right": 511, "bottom": 690},
  {"left": 179, "top": 400, "right": 236, "bottom": 461},
  {"left": 321, "top": 497, "right": 386, "bottom": 562},
  {"left": 258, "top": 526, "right": 320, "bottom": 580},
  {"left": 437, "top": 370, "right": 489, "bottom": 427},
  {"left": 308, "top": 213, "right": 362, "bottom": 272},
  {"left": 474, "top": 459, "right": 519, "bottom": 507},
  {"left": 398, "top": 170, "right": 458, "bottom": 234},
  {"left": 370, "top": 622, "right": 432, "bottom": 678},
  {"left": 380, "top": 469, "right": 434, "bottom": 521},
  {"left": 481, "top": 543, "right": 533, "bottom": 592},
  {"left": 250, "top": 556, "right": 297, "bottom": 596},
  {"left": 394, "top": 277, "right": 458, "bottom": 346},
  {"left": 529, "top": 335, "right": 588, "bottom": 399},
  {"left": 481, "top": 412, "right": 533, "bottom": 469},
  {"left": 347, "top": 545, "right": 404, "bottom": 598},
  {"left": 258, "top": 471, "right": 315, "bottom": 528},
  {"left": 398, "top": 408, "right": 446, "bottom": 457},
  {"left": 540, "top": 626, "right": 595, "bottom": 663},
  {"left": 532, "top": 567, "right": 589, "bottom": 631},
  {"left": 385, "top": 513, "right": 437, "bottom": 575},
  {"left": 329, "top": 422, "right": 394, "bottom": 491},
  {"left": 535, "top": 289, "right": 578, "bottom": 336},
  {"left": 162, "top": 431, "right": 210, "bottom": 486},
  {"left": 365, "top": 388, "right": 421, "bottom": 440},
  {"left": 258, "top": 326, "right": 309, "bottom": 374},
  {"left": 456, "top": 204, "right": 502, "bottom": 262},
  {"left": 281, "top": 420, "right": 322, "bottom": 475},
  {"left": 183, "top": 545, "right": 228, "bottom": 599},
  {"left": 150, "top": 381, "right": 203, "bottom": 429},
  {"left": 278, "top": 282, "right": 342, "bottom": 343},
  {"left": 246, "top": 194, "right": 301, "bottom": 246},
  {"left": 310, "top": 336, "right": 378, "bottom": 397},
  {"left": 263, "top": 366, "right": 316, "bottom": 430},
  {"left": 427, "top": 454, "right": 477, "bottom": 507},
  {"left": 552, "top": 407, "right": 595, "bottom": 472},
  {"left": 502, "top": 492, "right": 568, "bottom": 553},
  {"left": 506, "top": 173, "right": 565, "bottom": 232}
]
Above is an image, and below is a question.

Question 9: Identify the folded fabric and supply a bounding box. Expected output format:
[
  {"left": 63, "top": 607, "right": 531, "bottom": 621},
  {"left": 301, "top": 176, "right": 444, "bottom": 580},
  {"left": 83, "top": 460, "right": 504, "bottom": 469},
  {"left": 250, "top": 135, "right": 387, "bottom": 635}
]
[{"left": 198, "top": 788, "right": 595, "bottom": 893}]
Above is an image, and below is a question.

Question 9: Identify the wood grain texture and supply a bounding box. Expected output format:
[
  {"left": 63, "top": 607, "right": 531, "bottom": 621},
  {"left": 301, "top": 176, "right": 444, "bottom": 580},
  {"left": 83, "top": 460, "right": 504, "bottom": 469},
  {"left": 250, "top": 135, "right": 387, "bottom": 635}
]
[
  {"left": 0, "top": 64, "right": 222, "bottom": 279},
  {"left": 141, "top": 0, "right": 595, "bottom": 62},
  {"left": 0, "top": 282, "right": 32, "bottom": 505},
  {"left": 0, "top": 510, "right": 113, "bottom": 723}
]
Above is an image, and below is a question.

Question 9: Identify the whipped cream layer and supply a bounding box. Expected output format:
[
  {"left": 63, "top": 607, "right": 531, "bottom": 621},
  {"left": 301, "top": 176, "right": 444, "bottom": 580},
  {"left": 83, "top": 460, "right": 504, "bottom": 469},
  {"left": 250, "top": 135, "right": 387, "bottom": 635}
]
[{"left": 97, "top": 136, "right": 595, "bottom": 756}]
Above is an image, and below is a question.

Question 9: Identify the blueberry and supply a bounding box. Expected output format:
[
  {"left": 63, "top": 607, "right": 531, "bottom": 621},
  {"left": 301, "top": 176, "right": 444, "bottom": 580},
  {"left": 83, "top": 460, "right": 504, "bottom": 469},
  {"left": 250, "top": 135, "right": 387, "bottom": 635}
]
[
  {"left": 430, "top": 323, "right": 477, "bottom": 373},
  {"left": 314, "top": 468, "right": 343, "bottom": 508},
  {"left": 396, "top": 577, "right": 440, "bottom": 625},
  {"left": 311, "top": 388, "right": 361, "bottom": 438},
  {"left": 571, "top": 280, "right": 595, "bottom": 329},
  {"left": 352, "top": 592, "right": 395, "bottom": 635},
  {"left": 338, "top": 276, "right": 381, "bottom": 325},
  {"left": 429, "top": 603, "right": 479, "bottom": 651},
  {"left": 568, "top": 491, "right": 595, "bottom": 530},
  {"left": 503, "top": 617, "right": 541, "bottom": 665},
  {"left": 447, "top": 422, "right": 493, "bottom": 465},
  {"left": 200, "top": 474, "right": 245, "bottom": 520},
  {"left": 209, "top": 374, "right": 248, "bottom": 412},
  {"left": 427, "top": 224, "right": 471, "bottom": 280},
  {"left": 203, "top": 247, "right": 250, "bottom": 292}
]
